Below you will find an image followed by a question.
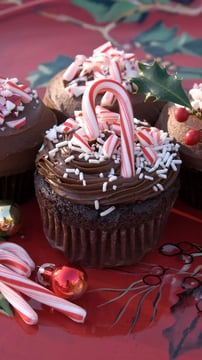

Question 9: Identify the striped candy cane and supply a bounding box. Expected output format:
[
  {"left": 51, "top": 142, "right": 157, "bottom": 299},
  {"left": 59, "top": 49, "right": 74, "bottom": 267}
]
[
  {"left": 82, "top": 79, "right": 135, "bottom": 178},
  {"left": 0, "top": 264, "right": 86, "bottom": 323}
]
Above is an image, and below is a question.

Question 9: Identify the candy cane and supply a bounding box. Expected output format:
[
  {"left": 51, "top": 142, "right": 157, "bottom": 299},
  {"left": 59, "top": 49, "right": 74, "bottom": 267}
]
[
  {"left": 0, "top": 249, "right": 31, "bottom": 277},
  {"left": 82, "top": 79, "right": 135, "bottom": 177},
  {"left": 0, "top": 264, "right": 86, "bottom": 323},
  {"left": 0, "top": 281, "right": 38, "bottom": 325},
  {"left": 0, "top": 242, "right": 35, "bottom": 271}
]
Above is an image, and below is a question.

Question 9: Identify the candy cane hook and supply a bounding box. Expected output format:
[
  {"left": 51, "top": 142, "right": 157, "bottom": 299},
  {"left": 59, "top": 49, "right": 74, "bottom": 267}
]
[{"left": 82, "top": 79, "right": 135, "bottom": 178}]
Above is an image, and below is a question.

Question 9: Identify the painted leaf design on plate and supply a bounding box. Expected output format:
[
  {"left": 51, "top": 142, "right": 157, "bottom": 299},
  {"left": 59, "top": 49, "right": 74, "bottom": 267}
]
[
  {"left": 134, "top": 21, "right": 202, "bottom": 57},
  {"left": 27, "top": 55, "right": 73, "bottom": 88}
]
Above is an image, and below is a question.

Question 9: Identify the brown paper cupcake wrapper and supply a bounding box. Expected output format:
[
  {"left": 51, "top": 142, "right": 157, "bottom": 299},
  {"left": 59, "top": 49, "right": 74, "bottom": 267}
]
[{"left": 35, "top": 173, "right": 179, "bottom": 268}]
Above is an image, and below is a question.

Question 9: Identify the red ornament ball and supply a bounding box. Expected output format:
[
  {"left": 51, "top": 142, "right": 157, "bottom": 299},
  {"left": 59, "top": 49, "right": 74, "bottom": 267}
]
[{"left": 37, "top": 263, "right": 88, "bottom": 300}]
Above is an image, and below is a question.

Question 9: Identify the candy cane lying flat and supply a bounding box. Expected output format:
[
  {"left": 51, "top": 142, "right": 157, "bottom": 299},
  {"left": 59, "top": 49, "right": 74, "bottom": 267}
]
[
  {"left": 0, "top": 242, "right": 35, "bottom": 271},
  {"left": 0, "top": 281, "right": 38, "bottom": 325},
  {"left": 82, "top": 79, "right": 135, "bottom": 178},
  {"left": 0, "top": 249, "right": 32, "bottom": 277},
  {"left": 0, "top": 264, "right": 86, "bottom": 323}
]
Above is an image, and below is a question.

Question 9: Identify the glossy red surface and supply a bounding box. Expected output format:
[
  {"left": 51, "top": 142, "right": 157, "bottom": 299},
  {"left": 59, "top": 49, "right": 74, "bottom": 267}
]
[{"left": 0, "top": 2, "right": 202, "bottom": 359}]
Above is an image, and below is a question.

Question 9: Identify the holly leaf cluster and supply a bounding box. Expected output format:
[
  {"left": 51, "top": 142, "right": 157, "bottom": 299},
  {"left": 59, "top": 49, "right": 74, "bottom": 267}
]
[{"left": 131, "top": 61, "right": 192, "bottom": 109}]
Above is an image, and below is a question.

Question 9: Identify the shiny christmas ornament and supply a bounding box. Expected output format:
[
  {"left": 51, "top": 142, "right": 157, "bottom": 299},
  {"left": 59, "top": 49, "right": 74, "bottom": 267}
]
[
  {"left": 37, "top": 263, "right": 88, "bottom": 300},
  {"left": 0, "top": 201, "right": 22, "bottom": 237}
]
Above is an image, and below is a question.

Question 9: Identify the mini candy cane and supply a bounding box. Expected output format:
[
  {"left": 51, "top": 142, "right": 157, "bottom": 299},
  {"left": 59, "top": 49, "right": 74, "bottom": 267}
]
[
  {"left": 0, "top": 264, "right": 86, "bottom": 323},
  {"left": 0, "top": 242, "right": 35, "bottom": 271},
  {"left": 82, "top": 79, "right": 135, "bottom": 177},
  {"left": 0, "top": 248, "right": 32, "bottom": 277},
  {"left": 0, "top": 281, "right": 38, "bottom": 325}
]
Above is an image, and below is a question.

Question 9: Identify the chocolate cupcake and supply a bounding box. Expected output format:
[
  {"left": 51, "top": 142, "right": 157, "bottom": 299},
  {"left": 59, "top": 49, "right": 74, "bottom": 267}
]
[
  {"left": 131, "top": 62, "right": 202, "bottom": 209},
  {"left": 43, "top": 41, "right": 165, "bottom": 125},
  {"left": 35, "top": 79, "right": 181, "bottom": 268},
  {"left": 0, "top": 76, "right": 56, "bottom": 203},
  {"left": 157, "top": 85, "right": 202, "bottom": 208}
]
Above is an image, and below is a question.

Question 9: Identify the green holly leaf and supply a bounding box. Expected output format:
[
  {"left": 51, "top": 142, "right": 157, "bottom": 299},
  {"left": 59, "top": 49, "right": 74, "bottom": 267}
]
[
  {"left": 0, "top": 293, "right": 14, "bottom": 317},
  {"left": 131, "top": 61, "right": 192, "bottom": 109}
]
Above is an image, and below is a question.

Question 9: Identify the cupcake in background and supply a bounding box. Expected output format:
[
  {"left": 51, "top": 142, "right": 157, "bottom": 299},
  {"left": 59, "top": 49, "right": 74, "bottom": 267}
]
[
  {"left": 43, "top": 41, "right": 165, "bottom": 126},
  {"left": 0, "top": 76, "right": 56, "bottom": 203},
  {"left": 131, "top": 61, "right": 202, "bottom": 209},
  {"left": 35, "top": 78, "right": 181, "bottom": 268}
]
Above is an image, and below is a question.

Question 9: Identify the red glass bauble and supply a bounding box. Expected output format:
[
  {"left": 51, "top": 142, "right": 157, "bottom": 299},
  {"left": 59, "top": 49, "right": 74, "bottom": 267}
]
[{"left": 37, "top": 263, "right": 88, "bottom": 300}]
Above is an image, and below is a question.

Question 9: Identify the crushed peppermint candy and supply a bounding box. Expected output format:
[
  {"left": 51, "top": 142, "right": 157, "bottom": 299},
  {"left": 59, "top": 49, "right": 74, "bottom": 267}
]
[
  {"left": 62, "top": 41, "right": 140, "bottom": 106},
  {"left": 0, "top": 77, "right": 35, "bottom": 131}
]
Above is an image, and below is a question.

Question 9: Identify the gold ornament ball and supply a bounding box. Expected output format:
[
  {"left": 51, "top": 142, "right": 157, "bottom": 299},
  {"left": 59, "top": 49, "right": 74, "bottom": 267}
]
[{"left": 0, "top": 201, "right": 22, "bottom": 237}]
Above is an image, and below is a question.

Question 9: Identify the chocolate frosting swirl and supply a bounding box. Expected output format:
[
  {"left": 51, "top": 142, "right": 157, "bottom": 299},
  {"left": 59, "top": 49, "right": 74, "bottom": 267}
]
[{"left": 36, "top": 123, "right": 181, "bottom": 206}]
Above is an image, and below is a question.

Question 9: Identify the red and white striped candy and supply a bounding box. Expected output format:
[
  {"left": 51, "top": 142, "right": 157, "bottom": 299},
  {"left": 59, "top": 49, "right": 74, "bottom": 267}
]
[
  {"left": 109, "top": 58, "right": 122, "bottom": 82},
  {"left": 0, "top": 249, "right": 32, "bottom": 277},
  {"left": 63, "top": 118, "right": 79, "bottom": 133},
  {"left": 5, "top": 81, "right": 32, "bottom": 103},
  {"left": 136, "top": 128, "right": 153, "bottom": 146},
  {"left": 0, "top": 242, "right": 35, "bottom": 271},
  {"left": 62, "top": 61, "right": 80, "bottom": 82},
  {"left": 100, "top": 91, "right": 116, "bottom": 107},
  {"left": 72, "top": 131, "right": 93, "bottom": 153},
  {"left": 6, "top": 117, "right": 26, "bottom": 129},
  {"left": 103, "top": 134, "right": 120, "bottom": 158},
  {"left": 141, "top": 146, "right": 158, "bottom": 165},
  {"left": 93, "top": 41, "right": 113, "bottom": 54},
  {"left": 0, "top": 281, "right": 38, "bottom": 325},
  {"left": 0, "top": 264, "right": 86, "bottom": 323},
  {"left": 82, "top": 79, "right": 135, "bottom": 177}
]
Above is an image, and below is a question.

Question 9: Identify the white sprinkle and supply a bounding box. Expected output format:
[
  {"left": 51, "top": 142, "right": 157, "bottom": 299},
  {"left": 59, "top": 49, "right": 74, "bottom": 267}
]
[
  {"left": 171, "top": 162, "right": 177, "bottom": 171},
  {"left": 79, "top": 172, "right": 84, "bottom": 181},
  {"left": 156, "top": 168, "right": 168, "bottom": 174},
  {"left": 102, "top": 182, "right": 108, "bottom": 192},
  {"left": 165, "top": 154, "right": 174, "bottom": 168},
  {"left": 75, "top": 168, "right": 80, "bottom": 175},
  {"left": 56, "top": 140, "right": 69, "bottom": 148},
  {"left": 136, "top": 167, "right": 142, "bottom": 175},
  {"left": 144, "top": 175, "right": 154, "bottom": 181},
  {"left": 100, "top": 206, "right": 116, "bottom": 217},
  {"left": 112, "top": 185, "right": 117, "bottom": 191},
  {"left": 70, "top": 145, "right": 84, "bottom": 153},
  {"left": 139, "top": 173, "right": 144, "bottom": 179},
  {"left": 157, "top": 183, "right": 164, "bottom": 191},
  {"left": 153, "top": 185, "right": 158, "bottom": 192},
  {"left": 84, "top": 154, "right": 90, "bottom": 161},
  {"left": 88, "top": 159, "right": 101, "bottom": 164},
  {"left": 157, "top": 173, "right": 167, "bottom": 179},
  {"left": 94, "top": 200, "right": 99, "bottom": 210},
  {"left": 109, "top": 175, "right": 118, "bottom": 182},
  {"left": 63, "top": 173, "right": 68, "bottom": 178},
  {"left": 66, "top": 168, "right": 76, "bottom": 173},
  {"left": 48, "top": 148, "right": 58, "bottom": 157},
  {"left": 64, "top": 155, "right": 75, "bottom": 163},
  {"left": 82, "top": 180, "right": 86, "bottom": 186},
  {"left": 78, "top": 152, "right": 85, "bottom": 159},
  {"left": 99, "top": 173, "right": 104, "bottom": 178}
]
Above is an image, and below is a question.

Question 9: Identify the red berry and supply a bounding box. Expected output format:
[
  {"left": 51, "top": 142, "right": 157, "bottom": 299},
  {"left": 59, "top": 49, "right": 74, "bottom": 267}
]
[
  {"left": 184, "top": 129, "right": 200, "bottom": 145},
  {"left": 174, "top": 107, "right": 189, "bottom": 122}
]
